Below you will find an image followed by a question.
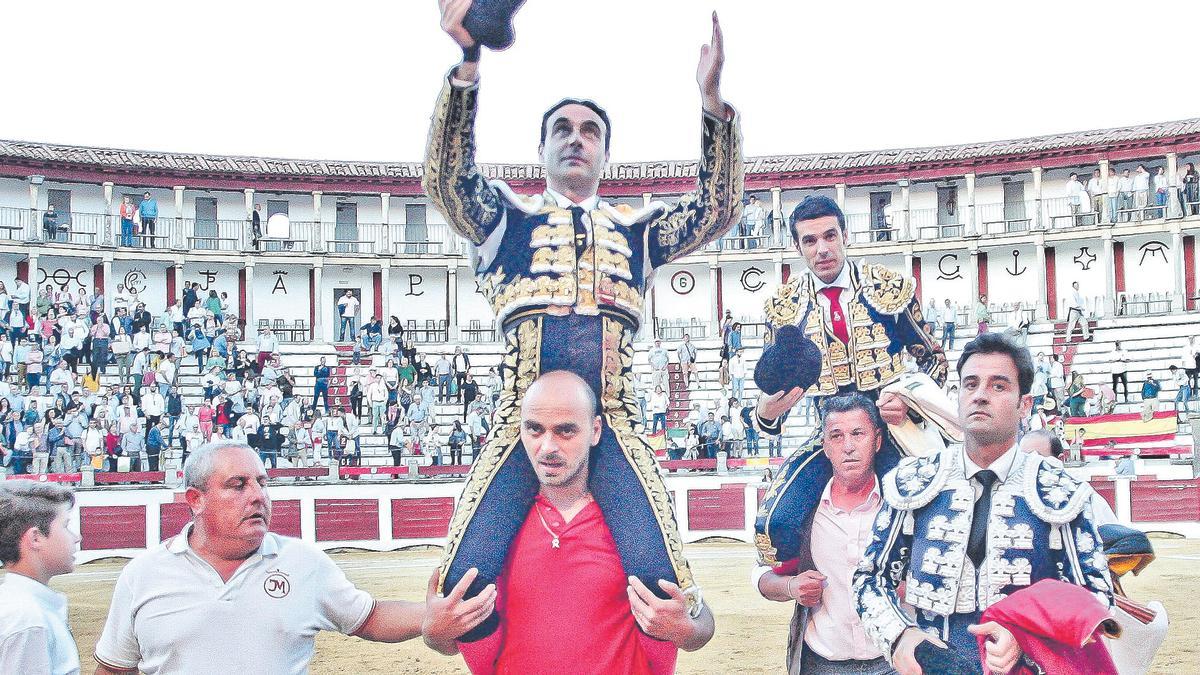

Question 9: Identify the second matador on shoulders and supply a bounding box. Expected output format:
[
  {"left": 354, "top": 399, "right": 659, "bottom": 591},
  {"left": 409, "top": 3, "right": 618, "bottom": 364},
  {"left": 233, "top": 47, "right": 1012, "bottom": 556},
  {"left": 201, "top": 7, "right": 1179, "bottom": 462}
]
[{"left": 752, "top": 196, "right": 949, "bottom": 573}]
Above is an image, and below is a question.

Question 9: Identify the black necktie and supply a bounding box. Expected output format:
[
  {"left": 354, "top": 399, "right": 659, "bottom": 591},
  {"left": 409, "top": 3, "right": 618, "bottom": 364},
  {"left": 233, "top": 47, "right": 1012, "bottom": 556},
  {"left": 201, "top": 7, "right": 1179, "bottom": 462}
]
[
  {"left": 967, "top": 470, "right": 997, "bottom": 568},
  {"left": 569, "top": 206, "right": 588, "bottom": 260}
]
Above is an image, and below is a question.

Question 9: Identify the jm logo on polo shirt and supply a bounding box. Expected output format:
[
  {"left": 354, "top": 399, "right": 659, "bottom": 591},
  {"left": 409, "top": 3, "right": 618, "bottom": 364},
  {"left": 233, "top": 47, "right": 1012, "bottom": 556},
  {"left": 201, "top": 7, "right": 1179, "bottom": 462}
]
[{"left": 264, "top": 571, "right": 291, "bottom": 598}]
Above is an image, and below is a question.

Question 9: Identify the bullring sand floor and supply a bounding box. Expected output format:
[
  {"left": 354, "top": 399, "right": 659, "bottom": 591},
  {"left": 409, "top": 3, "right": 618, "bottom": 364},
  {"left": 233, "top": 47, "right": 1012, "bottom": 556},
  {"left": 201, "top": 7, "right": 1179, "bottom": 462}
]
[{"left": 32, "top": 539, "right": 1200, "bottom": 673}]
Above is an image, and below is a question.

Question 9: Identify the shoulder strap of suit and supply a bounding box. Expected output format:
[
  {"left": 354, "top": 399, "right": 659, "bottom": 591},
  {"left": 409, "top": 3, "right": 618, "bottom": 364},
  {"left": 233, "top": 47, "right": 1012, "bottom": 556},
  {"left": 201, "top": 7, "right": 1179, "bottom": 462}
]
[
  {"left": 1022, "top": 454, "right": 1091, "bottom": 524},
  {"left": 488, "top": 181, "right": 547, "bottom": 215},
  {"left": 859, "top": 263, "right": 917, "bottom": 316},
  {"left": 882, "top": 446, "right": 953, "bottom": 511}
]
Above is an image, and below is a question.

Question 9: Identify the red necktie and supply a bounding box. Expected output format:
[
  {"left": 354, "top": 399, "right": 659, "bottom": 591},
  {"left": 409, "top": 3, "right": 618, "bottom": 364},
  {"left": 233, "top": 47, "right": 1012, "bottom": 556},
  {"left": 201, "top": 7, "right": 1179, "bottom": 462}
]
[{"left": 819, "top": 287, "right": 851, "bottom": 345}]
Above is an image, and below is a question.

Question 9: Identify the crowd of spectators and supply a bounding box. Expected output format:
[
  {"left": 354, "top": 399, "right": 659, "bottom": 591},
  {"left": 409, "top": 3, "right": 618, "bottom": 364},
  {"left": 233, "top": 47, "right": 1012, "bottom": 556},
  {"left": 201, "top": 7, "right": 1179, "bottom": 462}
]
[{"left": 0, "top": 278, "right": 240, "bottom": 477}]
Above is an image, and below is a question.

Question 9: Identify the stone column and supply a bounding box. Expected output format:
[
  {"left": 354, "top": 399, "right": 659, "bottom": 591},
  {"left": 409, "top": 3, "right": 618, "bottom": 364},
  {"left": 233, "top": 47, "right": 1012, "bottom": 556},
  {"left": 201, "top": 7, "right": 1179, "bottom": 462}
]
[
  {"left": 1099, "top": 158, "right": 1112, "bottom": 224},
  {"left": 102, "top": 182, "right": 114, "bottom": 245},
  {"left": 102, "top": 258, "right": 114, "bottom": 315},
  {"left": 173, "top": 186, "right": 185, "bottom": 249},
  {"left": 28, "top": 177, "right": 39, "bottom": 210},
  {"left": 642, "top": 192, "right": 653, "bottom": 209},
  {"left": 243, "top": 263, "right": 255, "bottom": 329},
  {"left": 966, "top": 245, "right": 980, "bottom": 307},
  {"left": 312, "top": 264, "right": 324, "bottom": 342},
  {"left": 1165, "top": 153, "right": 1179, "bottom": 219},
  {"left": 965, "top": 173, "right": 977, "bottom": 236},
  {"left": 1101, "top": 232, "right": 1115, "bottom": 317},
  {"left": 708, "top": 262, "right": 721, "bottom": 334},
  {"left": 1031, "top": 167, "right": 1044, "bottom": 230},
  {"left": 381, "top": 192, "right": 392, "bottom": 252},
  {"left": 1172, "top": 227, "right": 1186, "bottom": 312},
  {"left": 898, "top": 180, "right": 911, "bottom": 240},
  {"left": 770, "top": 186, "right": 783, "bottom": 245},
  {"left": 243, "top": 188, "right": 254, "bottom": 215},
  {"left": 447, "top": 263, "right": 459, "bottom": 343},
  {"left": 835, "top": 183, "right": 847, "bottom": 213},
  {"left": 312, "top": 191, "right": 324, "bottom": 252},
  {"left": 379, "top": 262, "right": 391, "bottom": 320},
  {"left": 172, "top": 262, "right": 184, "bottom": 303},
  {"left": 1034, "top": 233, "right": 1048, "bottom": 319}
]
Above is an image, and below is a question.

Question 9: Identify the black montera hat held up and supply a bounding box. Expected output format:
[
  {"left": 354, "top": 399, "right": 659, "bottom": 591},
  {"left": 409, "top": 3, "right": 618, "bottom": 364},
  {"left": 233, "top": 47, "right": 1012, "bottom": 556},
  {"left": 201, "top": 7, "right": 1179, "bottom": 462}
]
[
  {"left": 463, "top": 0, "right": 528, "bottom": 50},
  {"left": 752, "top": 323, "right": 823, "bottom": 396}
]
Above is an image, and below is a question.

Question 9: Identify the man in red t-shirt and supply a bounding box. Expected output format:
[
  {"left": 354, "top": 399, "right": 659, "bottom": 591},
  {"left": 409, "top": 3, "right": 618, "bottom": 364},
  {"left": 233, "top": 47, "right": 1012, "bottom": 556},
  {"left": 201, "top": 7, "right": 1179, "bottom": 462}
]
[{"left": 423, "top": 370, "right": 715, "bottom": 673}]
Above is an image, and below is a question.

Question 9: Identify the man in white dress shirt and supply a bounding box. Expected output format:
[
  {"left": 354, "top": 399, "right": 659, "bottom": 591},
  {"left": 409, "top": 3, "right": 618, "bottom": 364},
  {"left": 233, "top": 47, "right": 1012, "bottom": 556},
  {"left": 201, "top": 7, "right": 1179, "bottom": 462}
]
[{"left": 753, "top": 394, "right": 895, "bottom": 674}]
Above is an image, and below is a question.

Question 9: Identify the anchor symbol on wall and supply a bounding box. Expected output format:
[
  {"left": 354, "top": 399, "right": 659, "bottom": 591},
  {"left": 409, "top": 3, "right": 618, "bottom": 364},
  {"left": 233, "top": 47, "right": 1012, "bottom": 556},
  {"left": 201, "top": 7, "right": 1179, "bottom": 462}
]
[{"left": 1005, "top": 249, "right": 1027, "bottom": 276}]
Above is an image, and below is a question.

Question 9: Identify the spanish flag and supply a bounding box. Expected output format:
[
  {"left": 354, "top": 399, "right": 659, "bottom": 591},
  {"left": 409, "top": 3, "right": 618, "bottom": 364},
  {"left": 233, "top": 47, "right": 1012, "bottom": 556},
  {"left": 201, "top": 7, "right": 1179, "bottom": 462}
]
[{"left": 1063, "top": 411, "right": 1178, "bottom": 454}]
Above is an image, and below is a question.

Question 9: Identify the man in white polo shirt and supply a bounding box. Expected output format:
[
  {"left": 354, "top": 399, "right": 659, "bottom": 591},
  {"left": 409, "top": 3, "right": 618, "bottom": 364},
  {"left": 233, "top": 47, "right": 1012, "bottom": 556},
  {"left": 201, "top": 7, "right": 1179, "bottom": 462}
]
[{"left": 93, "top": 440, "right": 495, "bottom": 674}]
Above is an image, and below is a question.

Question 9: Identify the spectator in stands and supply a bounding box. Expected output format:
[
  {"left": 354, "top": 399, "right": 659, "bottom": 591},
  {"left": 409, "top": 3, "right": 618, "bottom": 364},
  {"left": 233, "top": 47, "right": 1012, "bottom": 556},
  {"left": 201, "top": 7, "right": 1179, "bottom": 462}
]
[
  {"left": 388, "top": 421, "right": 407, "bottom": 466},
  {"left": 89, "top": 315, "right": 111, "bottom": 379},
  {"left": 698, "top": 412, "right": 720, "bottom": 460},
  {"left": 1117, "top": 169, "right": 1134, "bottom": 221},
  {"left": 433, "top": 353, "right": 453, "bottom": 403},
  {"left": 118, "top": 195, "right": 137, "bottom": 246},
  {"left": 740, "top": 404, "right": 759, "bottom": 456},
  {"left": 1109, "top": 341, "right": 1130, "bottom": 403},
  {"left": 648, "top": 339, "right": 669, "bottom": 392},
  {"left": 726, "top": 322, "right": 743, "bottom": 356},
  {"left": 360, "top": 315, "right": 383, "bottom": 353},
  {"left": 1154, "top": 166, "right": 1170, "bottom": 215},
  {"left": 1086, "top": 169, "right": 1104, "bottom": 218},
  {"left": 1065, "top": 172, "right": 1086, "bottom": 224},
  {"left": 1004, "top": 302, "right": 1029, "bottom": 346},
  {"left": 1066, "top": 371, "right": 1087, "bottom": 418},
  {"left": 11, "top": 278, "right": 30, "bottom": 321},
  {"left": 1104, "top": 166, "right": 1119, "bottom": 224},
  {"left": 42, "top": 203, "right": 62, "bottom": 242},
  {"left": 1186, "top": 336, "right": 1200, "bottom": 392},
  {"left": 1115, "top": 449, "right": 1137, "bottom": 476},
  {"left": 447, "top": 421, "right": 468, "bottom": 465},
  {"left": 1169, "top": 365, "right": 1193, "bottom": 416},
  {"left": 941, "top": 298, "right": 958, "bottom": 350},
  {"left": 145, "top": 418, "right": 166, "bottom": 471},
  {"left": 367, "top": 373, "right": 388, "bottom": 436},
  {"left": 451, "top": 346, "right": 470, "bottom": 400},
  {"left": 121, "top": 421, "right": 145, "bottom": 471},
  {"left": 648, "top": 386, "right": 669, "bottom": 435},
  {"left": 254, "top": 327, "right": 277, "bottom": 371},
  {"left": 744, "top": 194, "right": 766, "bottom": 247},
  {"left": 460, "top": 372, "right": 478, "bottom": 421},
  {"left": 1133, "top": 164, "right": 1151, "bottom": 220},
  {"left": 248, "top": 203, "right": 263, "bottom": 250},
  {"left": 719, "top": 415, "right": 738, "bottom": 457},
  {"left": 974, "top": 294, "right": 991, "bottom": 334},
  {"left": 138, "top": 192, "right": 158, "bottom": 248},
  {"left": 336, "top": 290, "right": 359, "bottom": 342},
  {"left": 1180, "top": 162, "right": 1199, "bottom": 216},
  {"left": 729, "top": 348, "right": 746, "bottom": 401},
  {"left": 312, "top": 357, "right": 330, "bottom": 412},
  {"left": 1064, "top": 281, "right": 1091, "bottom": 342},
  {"left": 1141, "top": 371, "right": 1161, "bottom": 422},
  {"left": 675, "top": 334, "right": 698, "bottom": 390},
  {"left": 0, "top": 481, "right": 81, "bottom": 674}
]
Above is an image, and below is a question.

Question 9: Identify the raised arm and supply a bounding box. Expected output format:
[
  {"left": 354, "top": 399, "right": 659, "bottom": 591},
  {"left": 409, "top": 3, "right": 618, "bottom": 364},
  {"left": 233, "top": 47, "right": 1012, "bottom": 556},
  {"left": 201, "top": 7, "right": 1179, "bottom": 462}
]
[
  {"left": 422, "top": 0, "right": 504, "bottom": 246},
  {"left": 647, "top": 13, "right": 744, "bottom": 267}
]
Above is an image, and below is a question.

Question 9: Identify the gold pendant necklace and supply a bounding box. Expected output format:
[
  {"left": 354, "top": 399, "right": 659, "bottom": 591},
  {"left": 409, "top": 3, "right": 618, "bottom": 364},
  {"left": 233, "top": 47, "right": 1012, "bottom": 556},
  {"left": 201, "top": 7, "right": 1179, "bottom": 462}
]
[
  {"left": 535, "top": 495, "right": 593, "bottom": 549},
  {"left": 536, "top": 508, "right": 561, "bottom": 549}
]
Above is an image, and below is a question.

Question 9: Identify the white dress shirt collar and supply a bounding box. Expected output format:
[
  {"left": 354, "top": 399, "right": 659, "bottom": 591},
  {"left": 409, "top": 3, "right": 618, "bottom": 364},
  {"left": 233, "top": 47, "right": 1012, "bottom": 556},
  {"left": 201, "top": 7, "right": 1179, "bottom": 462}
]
[
  {"left": 963, "top": 443, "right": 1020, "bottom": 484},
  {"left": 811, "top": 261, "right": 853, "bottom": 292},
  {"left": 545, "top": 188, "right": 600, "bottom": 212}
]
